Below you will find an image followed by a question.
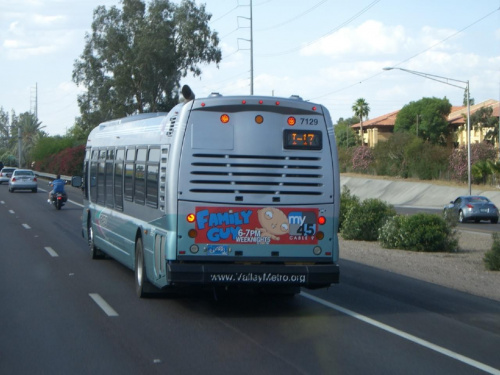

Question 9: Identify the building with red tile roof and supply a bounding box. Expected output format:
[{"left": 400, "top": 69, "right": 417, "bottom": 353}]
[{"left": 351, "top": 99, "right": 499, "bottom": 148}]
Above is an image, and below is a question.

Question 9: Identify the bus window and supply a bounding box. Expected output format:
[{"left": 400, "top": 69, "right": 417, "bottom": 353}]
[
  {"left": 114, "top": 149, "right": 124, "bottom": 211},
  {"left": 146, "top": 148, "right": 160, "bottom": 208},
  {"left": 124, "top": 148, "right": 135, "bottom": 202},
  {"left": 134, "top": 148, "right": 147, "bottom": 205},
  {"left": 90, "top": 149, "right": 98, "bottom": 202},
  {"left": 97, "top": 150, "right": 106, "bottom": 205},
  {"left": 83, "top": 148, "right": 91, "bottom": 200},
  {"left": 105, "top": 149, "right": 114, "bottom": 208}
]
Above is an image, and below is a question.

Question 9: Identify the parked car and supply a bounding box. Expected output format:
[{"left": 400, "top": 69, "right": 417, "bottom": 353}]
[
  {"left": 8, "top": 169, "right": 38, "bottom": 193},
  {"left": 444, "top": 195, "right": 499, "bottom": 223},
  {"left": 0, "top": 167, "right": 17, "bottom": 184}
]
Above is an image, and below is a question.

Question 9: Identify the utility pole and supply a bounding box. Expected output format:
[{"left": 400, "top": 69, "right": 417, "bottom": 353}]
[
  {"left": 30, "top": 82, "right": 38, "bottom": 118},
  {"left": 250, "top": 0, "right": 253, "bottom": 95},
  {"left": 18, "top": 127, "right": 22, "bottom": 168},
  {"left": 237, "top": 0, "right": 254, "bottom": 95}
]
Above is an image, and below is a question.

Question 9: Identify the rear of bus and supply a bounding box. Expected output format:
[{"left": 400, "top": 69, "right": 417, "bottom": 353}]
[{"left": 171, "top": 93, "right": 340, "bottom": 291}]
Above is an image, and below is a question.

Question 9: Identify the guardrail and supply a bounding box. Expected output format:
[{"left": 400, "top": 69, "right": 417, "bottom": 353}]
[{"left": 35, "top": 171, "right": 75, "bottom": 182}]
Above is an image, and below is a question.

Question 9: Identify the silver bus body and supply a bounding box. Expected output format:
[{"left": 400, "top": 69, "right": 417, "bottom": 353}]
[{"left": 79, "top": 87, "right": 340, "bottom": 295}]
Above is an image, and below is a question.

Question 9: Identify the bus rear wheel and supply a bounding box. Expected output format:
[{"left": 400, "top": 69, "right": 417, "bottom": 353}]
[
  {"left": 135, "top": 237, "right": 155, "bottom": 298},
  {"left": 88, "top": 221, "right": 104, "bottom": 259}
]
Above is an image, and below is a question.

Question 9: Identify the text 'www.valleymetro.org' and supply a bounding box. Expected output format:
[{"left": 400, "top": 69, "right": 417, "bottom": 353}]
[{"left": 209, "top": 273, "right": 306, "bottom": 283}]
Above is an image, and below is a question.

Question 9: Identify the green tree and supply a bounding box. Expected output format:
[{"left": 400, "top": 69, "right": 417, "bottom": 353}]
[
  {"left": 334, "top": 117, "right": 359, "bottom": 148},
  {"left": 31, "top": 135, "right": 77, "bottom": 164},
  {"left": 463, "top": 88, "right": 474, "bottom": 106},
  {"left": 471, "top": 106, "right": 498, "bottom": 144},
  {"left": 10, "top": 112, "right": 46, "bottom": 167},
  {"left": 373, "top": 132, "right": 415, "bottom": 177},
  {"left": 352, "top": 98, "right": 370, "bottom": 145},
  {"left": 394, "top": 97, "right": 451, "bottom": 145},
  {"left": 72, "top": 0, "right": 222, "bottom": 137},
  {"left": 0, "top": 107, "right": 10, "bottom": 151}
]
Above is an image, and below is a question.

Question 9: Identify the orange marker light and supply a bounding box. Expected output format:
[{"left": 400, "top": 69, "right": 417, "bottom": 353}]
[
  {"left": 287, "top": 116, "right": 296, "bottom": 126},
  {"left": 255, "top": 115, "right": 264, "bottom": 124},
  {"left": 221, "top": 114, "right": 230, "bottom": 123}
]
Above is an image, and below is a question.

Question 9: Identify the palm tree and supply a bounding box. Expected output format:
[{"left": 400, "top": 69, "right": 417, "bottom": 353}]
[
  {"left": 11, "top": 112, "right": 46, "bottom": 167},
  {"left": 352, "top": 98, "right": 370, "bottom": 146}
]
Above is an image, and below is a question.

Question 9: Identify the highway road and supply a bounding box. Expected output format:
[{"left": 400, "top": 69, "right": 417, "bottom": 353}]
[
  {"left": 1, "top": 183, "right": 500, "bottom": 374},
  {"left": 395, "top": 205, "right": 500, "bottom": 233}
]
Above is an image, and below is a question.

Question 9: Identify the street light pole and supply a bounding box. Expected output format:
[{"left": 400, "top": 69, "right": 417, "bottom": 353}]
[{"left": 383, "top": 67, "right": 472, "bottom": 195}]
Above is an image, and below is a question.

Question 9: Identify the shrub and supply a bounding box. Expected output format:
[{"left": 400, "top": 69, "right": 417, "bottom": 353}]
[
  {"left": 339, "top": 186, "right": 360, "bottom": 231},
  {"left": 341, "top": 198, "right": 396, "bottom": 241},
  {"left": 337, "top": 147, "right": 354, "bottom": 173},
  {"left": 351, "top": 145, "right": 375, "bottom": 173},
  {"left": 379, "top": 213, "right": 458, "bottom": 252},
  {"left": 37, "top": 144, "right": 85, "bottom": 176},
  {"left": 449, "top": 142, "right": 497, "bottom": 182},
  {"left": 484, "top": 233, "right": 500, "bottom": 271},
  {"left": 406, "top": 140, "right": 451, "bottom": 180}
]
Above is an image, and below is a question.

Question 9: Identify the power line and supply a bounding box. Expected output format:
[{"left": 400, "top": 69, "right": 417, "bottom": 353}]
[
  {"left": 257, "top": 0, "right": 328, "bottom": 32},
  {"left": 261, "top": 0, "right": 381, "bottom": 57},
  {"left": 310, "top": 6, "right": 500, "bottom": 102}
]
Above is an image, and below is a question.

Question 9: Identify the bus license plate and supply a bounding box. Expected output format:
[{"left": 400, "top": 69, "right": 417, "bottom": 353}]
[{"left": 207, "top": 245, "right": 229, "bottom": 256}]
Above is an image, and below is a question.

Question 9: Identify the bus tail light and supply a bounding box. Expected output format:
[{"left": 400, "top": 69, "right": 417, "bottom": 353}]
[
  {"left": 316, "top": 231, "right": 324, "bottom": 240},
  {"left": 190, "top": 244, "right": 199, "bottom": 254},
  {"left": 188, "top": 229, "right": 197, "bottom": 238},
  {"left": 318, "top": 216, "right": 326, "bottom": 225},
  {"left": 255, "top": 115, "right": 264, "bottom": 124},
  {"left": 220, "top": 114, "right": 230, "bottom": 123},
  {"left": 313, "top": 246, "right": 322, "bottom": 255},
  {"left": 187, "top": 213, "right": 195, "bottom": 223},
  {"left": 287, "top": 116, "right": 296, "bottom": 126}
]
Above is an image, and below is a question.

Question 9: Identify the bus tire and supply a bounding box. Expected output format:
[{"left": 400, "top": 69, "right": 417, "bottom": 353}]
[
  {"left": 135, "top": 237, "right": 155, "bottom": 298},
  {"left": 88, "top": 220, "right": 105, "bottom": 259}
]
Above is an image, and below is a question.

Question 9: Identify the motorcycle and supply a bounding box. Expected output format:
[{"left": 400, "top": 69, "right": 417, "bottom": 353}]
[{"left": 51, "top": 192, "right": 66, "bottom": 210}]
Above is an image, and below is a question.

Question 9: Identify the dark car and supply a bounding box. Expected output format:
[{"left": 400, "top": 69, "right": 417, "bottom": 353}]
[{"left": 444, "top": 195, "right": 499, "bottom": 223}]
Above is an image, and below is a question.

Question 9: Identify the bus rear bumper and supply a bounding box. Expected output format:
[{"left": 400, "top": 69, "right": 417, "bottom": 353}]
[{"left": 167, "top": 263, "right": 339, "bottom": 288}]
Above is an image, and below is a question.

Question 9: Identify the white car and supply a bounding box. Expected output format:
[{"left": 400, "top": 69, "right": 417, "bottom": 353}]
[
  {"left": 8, "top": 169, "right": 38, "bottom": 193},
  {"left": 0, "top": 167, "right": 17, "bottom": 184}
]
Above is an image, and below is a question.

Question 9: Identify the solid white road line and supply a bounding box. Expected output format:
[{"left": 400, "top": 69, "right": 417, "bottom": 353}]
[
  {"left": 301, "top": 292, "right": 500, "bottom": 375},
  {"left": 89, "top": 293, "right": 119, "bottom": 317},
  {"left": 44, "top": 246, "right": 59, "bottom": 257}
]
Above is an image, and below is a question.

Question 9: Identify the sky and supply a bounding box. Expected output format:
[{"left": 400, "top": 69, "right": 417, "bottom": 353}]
[{"left": 1, "top": 0, "right": 499, "bottom": 136}]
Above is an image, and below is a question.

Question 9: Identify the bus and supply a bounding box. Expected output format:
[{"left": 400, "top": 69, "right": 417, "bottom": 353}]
[{"left": 73, "top": 85, "right": 340, "bottom": 297}]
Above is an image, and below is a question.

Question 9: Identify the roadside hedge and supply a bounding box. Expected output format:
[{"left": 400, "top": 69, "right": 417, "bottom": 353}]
[
  {"left": 484, "top": 233, "right": 500, "bottom": 271},
  {"left": 341, "top": 198, "right": 396, "bottom": 241},
  {"left": 378, "top": 213, "right": 458, "bottom": 252}
]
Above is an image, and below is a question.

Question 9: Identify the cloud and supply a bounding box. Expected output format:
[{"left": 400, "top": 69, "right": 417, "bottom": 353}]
[
  {"left": 300, "top": 20, "right": 406, "bottom": 58},
  {"left": 33, "top": 14, "right": 65, "bottom": 27},
  {"left": 1, "top": 4, "right": 70, "bottom": 60}
]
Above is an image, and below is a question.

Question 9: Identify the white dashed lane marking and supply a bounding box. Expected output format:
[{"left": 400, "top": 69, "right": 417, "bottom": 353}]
[
  {"left": 89, "top": 293, "right": 119, "bottom": 317},
  {"left": 44, "top": 247, "right": 59, "bottom": 257}
]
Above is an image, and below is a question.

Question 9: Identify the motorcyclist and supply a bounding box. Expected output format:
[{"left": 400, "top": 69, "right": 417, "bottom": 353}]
[{"left": 48, "top": 174, "right": 67, "bottom": 203}]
